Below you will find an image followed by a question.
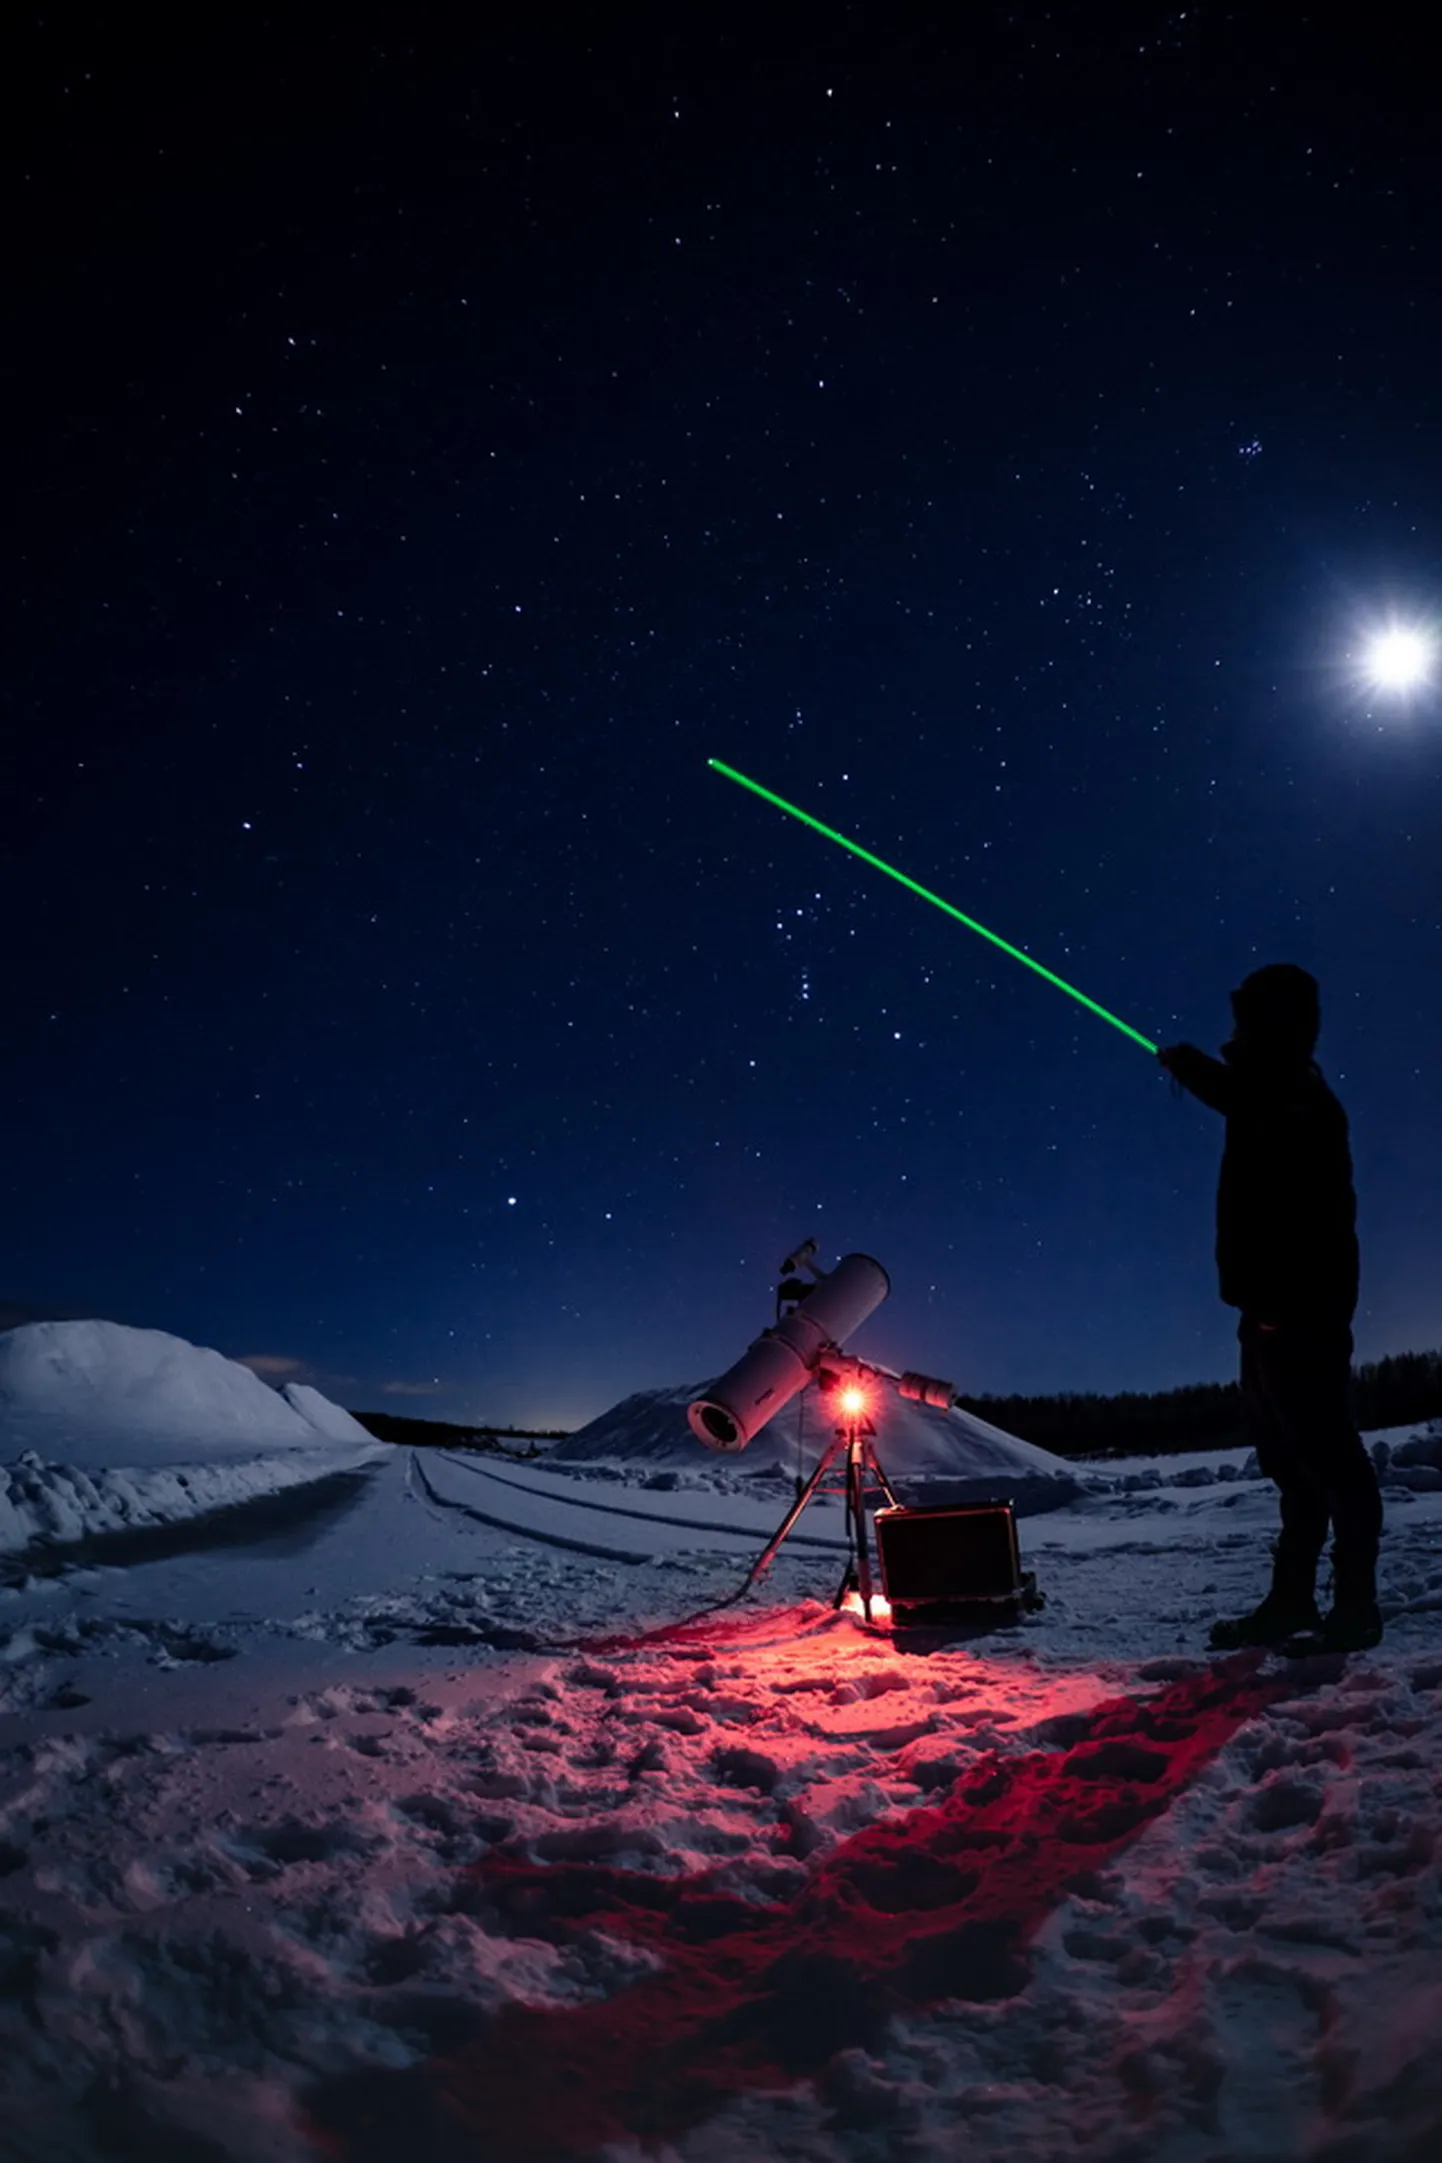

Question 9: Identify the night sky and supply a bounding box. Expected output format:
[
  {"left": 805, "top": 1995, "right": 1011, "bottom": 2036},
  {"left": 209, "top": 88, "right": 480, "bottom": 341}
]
[{"left": 5, "top": 5, "right": 1440, "bottom": 1430}]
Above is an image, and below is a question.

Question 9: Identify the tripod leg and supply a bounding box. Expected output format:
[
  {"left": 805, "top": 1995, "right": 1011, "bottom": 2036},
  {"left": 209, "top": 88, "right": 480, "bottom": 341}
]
[
  {"left": 867, "top": 1441, "right": 900, "bottom": 1511},
  {"left": 842, "top": 1430, "right": 876, "bottom": 1620},
  {"left": 852, "top": 1467, "right": 875, "bottom": 1620},
  {"left": 741, "top": 1432, "right": 842, "bottom": 1593}
]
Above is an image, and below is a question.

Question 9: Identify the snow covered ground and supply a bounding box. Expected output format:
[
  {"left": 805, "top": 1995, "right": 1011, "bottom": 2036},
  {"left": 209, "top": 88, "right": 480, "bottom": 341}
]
[
  {"left": 0, "top": 1322, "right": 387, "bottom": 1560},
  {"left": 4, "top": 1323, "right": 1442, "bottom": 2161}
]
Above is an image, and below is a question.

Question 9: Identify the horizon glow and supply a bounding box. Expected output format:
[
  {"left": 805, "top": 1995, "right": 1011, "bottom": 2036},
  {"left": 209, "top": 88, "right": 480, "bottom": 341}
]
[{"left": 709, "top": 759, "right": 1158, "bottom": 1054}]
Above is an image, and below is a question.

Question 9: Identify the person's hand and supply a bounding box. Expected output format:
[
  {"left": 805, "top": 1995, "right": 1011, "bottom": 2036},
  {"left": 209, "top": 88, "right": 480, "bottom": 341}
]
[{"left": 1157, "top": 1044, "right": 1186, "bottom": 1072}]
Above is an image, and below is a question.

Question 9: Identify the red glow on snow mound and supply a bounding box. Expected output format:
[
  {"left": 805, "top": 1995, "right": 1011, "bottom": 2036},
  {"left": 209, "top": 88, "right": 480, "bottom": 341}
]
[{"left": 306, "top": 1657, "right": 1283, "bottom": 2162}]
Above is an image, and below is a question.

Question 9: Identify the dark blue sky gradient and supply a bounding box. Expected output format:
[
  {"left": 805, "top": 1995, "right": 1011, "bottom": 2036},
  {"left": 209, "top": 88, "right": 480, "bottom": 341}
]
[{"left": 4, "top": 5, "right": 1440, "bottom": 1426}]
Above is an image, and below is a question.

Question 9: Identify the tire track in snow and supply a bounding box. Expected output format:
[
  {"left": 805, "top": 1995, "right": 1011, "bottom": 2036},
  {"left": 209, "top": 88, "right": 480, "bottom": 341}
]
[
  {"left": 434, "top": 1450, "right": 848, "bottom": 1552},
  {"left": 411, "top": 1453, "right": 657, "bottom": 1563}
]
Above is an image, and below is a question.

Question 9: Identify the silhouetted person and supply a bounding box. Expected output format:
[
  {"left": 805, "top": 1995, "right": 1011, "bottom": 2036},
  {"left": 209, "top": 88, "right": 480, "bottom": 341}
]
[{"left": 1159, "top": 964, "right": 1383, "bottom": 1653}]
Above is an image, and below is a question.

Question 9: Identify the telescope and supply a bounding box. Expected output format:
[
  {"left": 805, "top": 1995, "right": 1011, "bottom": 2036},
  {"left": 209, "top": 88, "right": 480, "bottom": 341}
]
[
  {"left": 688, "top": 1246, "right": 888, "bottom": 1451},
  {"left": 687, "top": 1240, "right": 958, "bottom": 1453},
  {"left": 689, "top": 1241, "right": 1041, "bottom": 1625}
]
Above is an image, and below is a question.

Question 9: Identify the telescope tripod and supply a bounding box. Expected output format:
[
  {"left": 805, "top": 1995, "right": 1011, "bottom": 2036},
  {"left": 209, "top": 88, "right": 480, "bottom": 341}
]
[{"left": 741, "top": 1411, "right": 899, "bottom": 1621}]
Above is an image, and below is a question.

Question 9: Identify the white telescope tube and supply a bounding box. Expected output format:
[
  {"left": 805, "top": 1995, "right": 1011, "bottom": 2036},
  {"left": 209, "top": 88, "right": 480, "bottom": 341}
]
[{"left": 687, "top": 1252, "right": 891, "bottom": 1452}]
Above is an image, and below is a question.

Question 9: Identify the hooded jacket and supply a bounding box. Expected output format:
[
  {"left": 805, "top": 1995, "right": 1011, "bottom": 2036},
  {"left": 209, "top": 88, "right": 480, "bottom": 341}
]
[{"left": 1165, "top": 1041, "right": 1359, "bottom": 1325}]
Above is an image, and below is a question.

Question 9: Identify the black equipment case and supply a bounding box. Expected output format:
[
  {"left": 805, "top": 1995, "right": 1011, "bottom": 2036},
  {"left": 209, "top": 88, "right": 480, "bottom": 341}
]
[{"left": 873, "top": 1498, "right": 1041, "bottom": 1621}]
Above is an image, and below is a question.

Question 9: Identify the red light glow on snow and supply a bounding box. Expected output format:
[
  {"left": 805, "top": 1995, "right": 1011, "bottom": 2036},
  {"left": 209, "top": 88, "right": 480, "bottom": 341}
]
[
  {"left": 841, "top": 1585, "right": 891, "bottom": 1622},
  {"left": 307, "top": 1649, "right": 1286, "bottom": 2163}
]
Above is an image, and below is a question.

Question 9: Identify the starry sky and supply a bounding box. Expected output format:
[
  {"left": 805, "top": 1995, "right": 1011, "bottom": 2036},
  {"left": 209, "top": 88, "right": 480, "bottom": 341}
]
[{"left": 5, "top": 5, "right": 1440, "bottom": 1430}]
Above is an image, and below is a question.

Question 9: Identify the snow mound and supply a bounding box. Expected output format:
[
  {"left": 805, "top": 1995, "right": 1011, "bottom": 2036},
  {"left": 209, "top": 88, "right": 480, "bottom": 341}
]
[
  {"left": 0, "top": 1320, "right": 336, "bottom": 1464},
  {"left": 552, "top": 1380, "right": 1082, "bottom": 1514},
  {"left": 1389, "top": 1420, "right": 1442, "bottom": 1469},
  {"left": 281, "top": 1381, "right": 376, "bottom": 1443},
  {"left": 0, "top": 1320, "right": 386, "bottom": 1560}
]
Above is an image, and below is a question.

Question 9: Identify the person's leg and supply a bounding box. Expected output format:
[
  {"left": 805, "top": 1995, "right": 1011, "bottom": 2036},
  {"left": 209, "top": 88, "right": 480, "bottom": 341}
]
[
  {"left": 1209, "top": 1320, "right": 1324, "bottom": 1648},
  {"left": 1247, "top": 1326, "right": 1331, "bottom": 1603},
  {"left": 1270, "top": 1323, "right": 1382, "bottom": 1636}
]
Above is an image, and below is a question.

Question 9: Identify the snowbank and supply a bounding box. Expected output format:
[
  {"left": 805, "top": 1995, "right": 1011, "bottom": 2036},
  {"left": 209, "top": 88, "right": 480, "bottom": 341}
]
[
  {"left": 0, "top": 1442, "right": 379, "bottom": 1560},
  {"left": 553, "top": 1378, "right": 1083, "bottom": 1513},
  {"left": 1234, "top": 1420, "right": 1442, "bottom": 1493},
  {"left": 1372, "top": 1419, "right": 1442, "bottom": 1491},
  {"left": 280, "top": 1381, "right": 376, "bottom": 1444},
  {"left": 0, "top": 1320, "right": 386, "bottom": 1559}
]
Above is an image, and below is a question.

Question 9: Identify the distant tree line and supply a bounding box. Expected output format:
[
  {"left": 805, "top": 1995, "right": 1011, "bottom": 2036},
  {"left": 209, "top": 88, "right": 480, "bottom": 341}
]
[
  {"left": 956, "top": 1346, "right": 1442, "bottom": 1459},
  {"left": 349, "top": 1410, "right": 568, "bottom": 1452}
]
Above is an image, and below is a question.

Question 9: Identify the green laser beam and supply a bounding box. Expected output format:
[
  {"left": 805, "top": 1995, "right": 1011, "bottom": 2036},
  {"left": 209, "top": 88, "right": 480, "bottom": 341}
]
[{"left": 709, "top": 758, "right": 1158, "bottom": 1055}]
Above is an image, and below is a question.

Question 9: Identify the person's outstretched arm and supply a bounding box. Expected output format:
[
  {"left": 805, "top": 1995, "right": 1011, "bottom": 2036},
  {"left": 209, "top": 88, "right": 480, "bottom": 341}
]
[{"left": 1158, "top": 1042, "right": 1234, "bottom": 1114}]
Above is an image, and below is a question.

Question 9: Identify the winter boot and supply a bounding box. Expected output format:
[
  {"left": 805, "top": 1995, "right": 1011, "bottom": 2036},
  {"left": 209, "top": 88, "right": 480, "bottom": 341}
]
[
  {"left": 1287, "top": 1599, "right": 1383, "bottom": 1656},
  {"left": 1209, "top": 1589, "right": 1322, "bottom": 1652},
  {"left": 1298, "top": 1551, "right": 1384, "bottom": 1655}
]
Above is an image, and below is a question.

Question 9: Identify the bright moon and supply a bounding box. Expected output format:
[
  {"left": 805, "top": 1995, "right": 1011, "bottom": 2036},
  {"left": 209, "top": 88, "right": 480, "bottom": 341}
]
[{"left": 1363, "top": 625, "right": 1434, "bottom": 694}]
